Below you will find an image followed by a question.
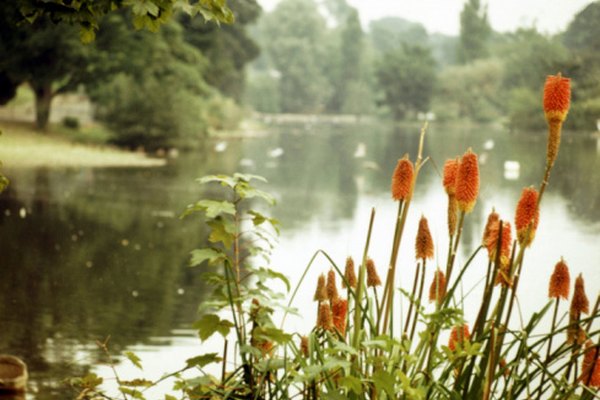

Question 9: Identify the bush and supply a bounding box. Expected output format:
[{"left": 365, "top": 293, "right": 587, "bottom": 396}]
[{"left": 62, "top": 116, "right": 80, "bottom": 130}]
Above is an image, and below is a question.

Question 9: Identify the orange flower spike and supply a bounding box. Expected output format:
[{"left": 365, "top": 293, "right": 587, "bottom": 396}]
[
  {"left": 391, "top": 155, "right": 415, "bottom": 201},
  {"left": 549, "top": 258, "right": 570, "bottom": 300},
  {"left": 580, "top": 341, "right": 600, "bottom": 387},
  {"left": 429, "top": 269, "right": 447, "bottom": 304},
  {"left": 314, "top": 273, "right": 327, "bottom": 302},
  {"left": 515, "top": 187, "right": 540, "bottom": 247},
  {"left": 543, "top": 74, "right": 571, "bottom": 124},
  {"left": 571, "top": 274, "right": 590, "bottom": 315},
  {"left": 443, "top": 158, "right": 459, "bottom": 196},
  {"left": 448, "top": 324, "right": 471, "bottom": 352},
  {"left": 366, "top": 258, "right": 382, "bottom": 287},
  {"left": 317, "top": 302, "right": 334, "bottom": 331},
  {"left": 487, "top": 221, "right": 512, "bottom": 266},
  {"left": 543, "top": 74, "right": 571, "bottom": 167},
  {"left": 332, "top": 298, "right": 348, "bottom": 336},
  {"left": 326, "top": 269, "right": 339, "bottom": 301},
  {"left": 482, "top": 209, "right": 499, "bottom": 248},
  {"left": 455, "top": 149, "right": 479, "bottom": 213},
  {"left": 343, "top": 257, "right": 357, "bottom": 289},
  {"left": 300, "top": 336, "right": 309, "bottom": 357},
  {"left": 415, "top": 215, "right": 434, "bottom": 260}
]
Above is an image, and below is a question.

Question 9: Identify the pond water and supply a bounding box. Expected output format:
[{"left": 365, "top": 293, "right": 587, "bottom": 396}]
[{"left": 1, "top": 121, "right": 599, "bottom": 398}]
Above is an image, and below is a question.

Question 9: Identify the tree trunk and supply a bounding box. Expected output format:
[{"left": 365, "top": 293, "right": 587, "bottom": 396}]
[{"left": 32, "top": 83, "right": 53, "bottom": 131}]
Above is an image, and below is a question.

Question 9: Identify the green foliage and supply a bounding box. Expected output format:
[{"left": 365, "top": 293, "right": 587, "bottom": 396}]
[
  {"left": 368, "top": 17, "right": 429, "bottom": 53},
  {"left": 375, "top": 44, "right": 436, "bottom": 119},
  {"left": 179, "top": 0, "right": 261, "bottom": 101},
  {"left": 434, "top": 58, "right": 504, "bottom": 122},
  {"left": 457, "top": 0, "right": 491, "bottom": 63},
  {"left": 15, "top": 0, "right": 234, "bottom": 43}
]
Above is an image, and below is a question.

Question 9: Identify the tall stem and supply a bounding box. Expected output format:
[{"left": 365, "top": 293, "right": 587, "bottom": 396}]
[
  {"left": 352, "top": 209, "right": 376, "bottom": 352},
  {"left": 403, "top": 262, "right": 421, "bottom": 337},
  {"left": 409, "top": 260, "right": 427, "bottom": 343},
  {"left": 446, "top": 211, "right": 466, "bottom": 284}
]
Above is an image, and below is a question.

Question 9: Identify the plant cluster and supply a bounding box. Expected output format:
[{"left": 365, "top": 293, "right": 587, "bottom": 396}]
[{"left": 72, "top": 74, "right": 599, "bottom": 399}]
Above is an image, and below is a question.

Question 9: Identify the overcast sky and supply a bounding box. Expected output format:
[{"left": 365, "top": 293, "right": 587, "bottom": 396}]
[{"left": 258, "top": 0, "right": 594, "bottom": 35}]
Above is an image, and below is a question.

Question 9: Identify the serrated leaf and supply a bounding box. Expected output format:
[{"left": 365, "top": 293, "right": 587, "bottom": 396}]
[
  {"left": 185, "top": 353, "right": 221, "bottom": 368},
  {"left": 235, "top": 182, "right": 275, "bottom": 205},
  {"left": 190, "top": 248, "right": 226, "bottom": 267},
  {"left": 124, "top": 351, "right": 143, "bottom": 370},
  {"left": 207, "top": 220, "right": 235, "bottom": 248},
  {"left": 372, "top": 370, "right": 395, "bottom": 398},
  {"left": 188, "top": 200, "right": 235, "bottom": 219},
  {"left": 253, "top": 326, "right": 291, "bottom": 344},
  {"left": 197, "top": 174, "right": 236, "bottom": 188},
  {"left": 193, "top": 314, "right": 234, "bottom": 341}
]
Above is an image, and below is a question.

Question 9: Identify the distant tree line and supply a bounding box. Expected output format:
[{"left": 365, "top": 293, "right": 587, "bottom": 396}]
[{"left": 245, "top": 0, "right": 600, "bottom": 131}]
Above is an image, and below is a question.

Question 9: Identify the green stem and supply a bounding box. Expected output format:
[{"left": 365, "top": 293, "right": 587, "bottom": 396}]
[
  {"left": 409, "top": 259, "right": 427, "bottom": 344},
  {"left": 403, "top": 261, "right": 421, "bottom": 337},
  {"left": 446, "top": 211, "right": 466, "bottom": 284},
  {"left": 352, "top": 208, "right": 376, "bottom": 353}
]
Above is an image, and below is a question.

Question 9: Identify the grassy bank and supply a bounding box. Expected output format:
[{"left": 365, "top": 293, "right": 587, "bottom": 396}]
[{"left": 0, "top": 121, "right": 165, "bottom": 168}]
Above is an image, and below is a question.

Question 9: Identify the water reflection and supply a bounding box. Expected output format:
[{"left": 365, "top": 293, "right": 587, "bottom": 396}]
[{"left": 0, "top": 122, "right": 599, "bottom": 397}]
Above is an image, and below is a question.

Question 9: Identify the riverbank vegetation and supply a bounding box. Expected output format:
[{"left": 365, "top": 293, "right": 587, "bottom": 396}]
[
  {"left": 2, "top": 0, "right": 600, "bottom": 153},
  {"left": 69, "top": 75, "right": 600, "bottom": 399}
]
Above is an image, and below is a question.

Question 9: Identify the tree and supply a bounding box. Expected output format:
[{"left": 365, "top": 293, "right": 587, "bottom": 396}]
[
  {"left": 0, "top": 2, "right": 91, "bottom": 130},
  {"left": 88, "top": 16, "right": 212, "bottom": 149},
  {"left": 457, "top": 0, "right": 491, "bottom": 64},
  {"left": 369, "top": 17, "right": 429, "bottom": 53},
  {"left": 15, "top": 0, "right": 234, "bottom": 42},
  {"left": 259, "top": 0, "right": 331, "bottom": 113},
  {"left": 179, "top": 0, "right": 261, "bottom": 101},
  {"left": 328, "top": 9, "right": 365, "bottom": 113},
  {"left": 562, "top": 2, "right": 600, "bottom": 129},
  {"left": 375, "top": 44, "right": 436, "bottom": 120}
]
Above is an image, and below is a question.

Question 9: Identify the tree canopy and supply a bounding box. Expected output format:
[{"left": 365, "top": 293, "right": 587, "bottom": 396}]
[{"left": 16, "top": 0, "right": 234, "bottom": 42}]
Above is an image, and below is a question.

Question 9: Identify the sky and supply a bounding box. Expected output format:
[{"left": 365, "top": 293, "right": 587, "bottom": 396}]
[{"left": 258, "top": 0, "right": 595, "bottom": 36}]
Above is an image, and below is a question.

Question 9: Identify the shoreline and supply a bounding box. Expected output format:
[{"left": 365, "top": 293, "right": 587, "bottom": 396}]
[{"left": 0, "top": 121, "right": 166, "bottom": 169}]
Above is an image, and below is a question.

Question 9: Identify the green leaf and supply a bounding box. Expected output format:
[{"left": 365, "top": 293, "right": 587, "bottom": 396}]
[
  {"left": 193, "top": 314, "right": 234, "bottom": 341},
  {"left": 165, "top": 395, "right": 177, "bottom": 400},
  {"left": 372, "top": 370, "right": 395, "bottom": 398},
  {"left": 119, "top": 387, "right": 145, "bottom": 399},
  {"left": 190, "top": 248, "right": 227, "bottom": 267},
  {"left": 235, "top": 182, "right": 275, "bottom": 204},
  {"left": 79, "top": 26, "right": 96, "bottom": 43},
  {"left": 233, "top": 173, "right": 267, "bottom": 183},
  {"left": 253, "top": 326, "right": 292, "bottom": 344},
  {"left": 121, "top": 378, "right": 152, "bottom": 387},
  {"left": 339, "top": 376, "right": 362, "bottom": 394},
  {"left": 186, "top": 199, "right": 235, "bottom": 219},
  {"left": 207, "top": 219, "right": 235, "bottom": 248},
  {"left": 255, "top": 267, "right": 290, "bottom": 292},
  {"left": 185, "top": 353, "right": 222, "bottom": 368},
  {"left": 124, "top": 351, "right": 143, "bottom": 370},
  {"left": 197, "top": 174, "right": 236, "bottom": 188}
]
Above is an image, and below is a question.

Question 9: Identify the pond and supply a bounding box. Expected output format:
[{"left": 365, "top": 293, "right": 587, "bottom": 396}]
[{"left": 1, "top": 121, "right": 599, "bottom": 398}]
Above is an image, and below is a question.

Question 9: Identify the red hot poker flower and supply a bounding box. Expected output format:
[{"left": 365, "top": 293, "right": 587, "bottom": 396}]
[
  {"left": 543, "top": 74, "right": 571, "bottom": 123},
  {"left": 455, "top": 149, "right": 479, "bottom": 213},
  {"left": 549, "top": 258, "right": 570, "bottom": 300},
  {"left": 391, "top": 155, "right": 414, "bottom": 201},
  {"left": 515, "top": 187, "right": 540, "bottom": 247}
]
